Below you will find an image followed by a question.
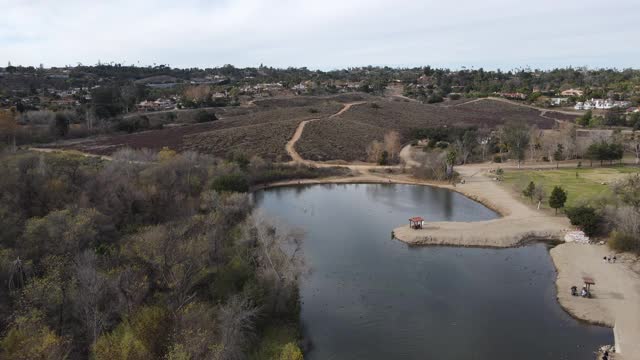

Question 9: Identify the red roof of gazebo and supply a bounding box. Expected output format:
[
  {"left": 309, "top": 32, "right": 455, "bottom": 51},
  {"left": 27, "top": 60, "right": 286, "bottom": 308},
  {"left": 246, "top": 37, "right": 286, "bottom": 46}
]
[{"left": 409, "top": 217, "right": 424, "bottom": 222}]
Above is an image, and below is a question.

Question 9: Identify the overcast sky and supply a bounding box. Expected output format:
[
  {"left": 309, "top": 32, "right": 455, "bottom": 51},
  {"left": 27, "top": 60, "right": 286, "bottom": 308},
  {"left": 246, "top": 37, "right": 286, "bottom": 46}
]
[{"left": 1, "top": 0, "right": 639, "bottom": 70}]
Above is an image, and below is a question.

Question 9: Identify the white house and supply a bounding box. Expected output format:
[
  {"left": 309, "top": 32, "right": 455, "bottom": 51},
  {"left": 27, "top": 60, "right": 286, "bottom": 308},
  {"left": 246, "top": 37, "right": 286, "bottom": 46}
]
[
  {"left": 575, "top": 99, "right": 631, "bottom": 110},
  {"left": 550, "top": 98, "right": 568, "bottom": 106},
  {"left": 292, "top": 83, "right": 306, "bottom": 92}
]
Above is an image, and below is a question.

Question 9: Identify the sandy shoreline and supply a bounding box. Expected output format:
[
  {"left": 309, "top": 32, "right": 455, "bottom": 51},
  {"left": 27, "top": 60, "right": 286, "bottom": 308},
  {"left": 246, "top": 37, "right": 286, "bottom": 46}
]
[{"left": 390, "top": 166, "right": 570, "bottom": 248}]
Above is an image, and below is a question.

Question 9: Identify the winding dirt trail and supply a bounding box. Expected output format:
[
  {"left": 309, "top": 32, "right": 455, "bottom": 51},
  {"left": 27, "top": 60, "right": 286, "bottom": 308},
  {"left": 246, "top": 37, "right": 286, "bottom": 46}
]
[
  {"left": 448, "top": 96, "right": 582, "bottom": 116},
  {"left": 285, "top": 101, "right": 366, "bottom": 164}
]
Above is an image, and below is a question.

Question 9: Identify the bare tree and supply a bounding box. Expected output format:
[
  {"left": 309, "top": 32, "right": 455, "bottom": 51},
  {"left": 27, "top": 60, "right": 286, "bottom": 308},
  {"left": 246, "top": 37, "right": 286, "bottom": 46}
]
[
  {"left": 366, "top": 140, "right": 384, "bottom": 163},
  {"left": 250, "top": 212, "right": 305, "bottom": 314},
  {"left": 477, "top": 126, "right": 492, "bottom": 161},
  {"left": 116, "top": 265, "right": 149, "bottom": 317},
  {"left": 383, "top": 131, "right": 401, "bottom": 163},
  {"left": 534, "top": 184, "right": 546, "bottom": 210},
  {"left": 611, "top": 206, "right": 640, "bottom": 237},
  {"left": 454, "top": 130, "right": 477, "bottom": 164},
  {"left": 628, "top": 134, "right": 640, "bottom": 164},
  {"left": 216, "top": 294, "right": 259, "bottom": 360},
  {"left": 73, "top": 250, "right": 109, "bottom": 347},
  {"left": 412, "top": 151, "right": 447, "bottom": 181},
  {"left": 501, "top": 121, "right": 530, "bottom": 168},
  {"left": 0, "top": 108, "right": 17, "bottom": 151},
  {"left": 528, "top": 125, "right": 543, "bottom": 161}
]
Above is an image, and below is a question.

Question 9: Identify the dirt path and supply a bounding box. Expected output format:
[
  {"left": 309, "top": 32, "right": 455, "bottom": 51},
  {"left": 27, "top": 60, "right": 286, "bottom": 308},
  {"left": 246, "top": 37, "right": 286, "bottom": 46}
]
[
  {"left": 482, "top": 97, "right": 583, "bottom": 116},
  {"left": 285, "top": 101, "right": 366, "bottom": 164},
  {"left": 446, "top": 97, "right": 582, "bottom": 118}
]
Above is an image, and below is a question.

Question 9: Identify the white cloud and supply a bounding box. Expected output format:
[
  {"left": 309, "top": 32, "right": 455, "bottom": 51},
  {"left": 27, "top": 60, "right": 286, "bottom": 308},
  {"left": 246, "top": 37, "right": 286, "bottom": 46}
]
[{"left": 1, "top": 0, "right": 639, "bottom": 69}]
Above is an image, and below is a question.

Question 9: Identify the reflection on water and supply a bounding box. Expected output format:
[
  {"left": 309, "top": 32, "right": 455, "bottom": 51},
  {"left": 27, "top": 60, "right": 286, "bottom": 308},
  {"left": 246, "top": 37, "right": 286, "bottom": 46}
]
[{"left": 255, "top": 184, "right": 612, "bottom": 360}]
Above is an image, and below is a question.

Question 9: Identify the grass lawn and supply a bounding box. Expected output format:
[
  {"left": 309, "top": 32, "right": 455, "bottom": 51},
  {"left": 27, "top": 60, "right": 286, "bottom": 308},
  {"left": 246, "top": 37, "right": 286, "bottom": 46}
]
[{"left": 501, "top": 165, "right": 640, "bottom": 208}]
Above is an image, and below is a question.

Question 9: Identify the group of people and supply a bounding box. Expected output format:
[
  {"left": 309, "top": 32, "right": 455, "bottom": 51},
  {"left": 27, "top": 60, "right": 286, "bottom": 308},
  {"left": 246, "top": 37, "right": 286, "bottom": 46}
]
[
  {"left": 570, "top": 285, "right": 590, "bottom": 298},
  {"left": 603, "top": 255, "right": 617, "bottom": 263},
  {"left": 602, "top": 349, "right": 610, "bottom": 360}
]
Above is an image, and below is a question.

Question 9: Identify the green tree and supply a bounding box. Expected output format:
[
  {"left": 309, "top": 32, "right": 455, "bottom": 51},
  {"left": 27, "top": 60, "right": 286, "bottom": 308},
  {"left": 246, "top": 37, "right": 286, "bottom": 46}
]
[
  {"left": 92, "top": 86, "right": 124, "bottom": 119},
  {"left": 0, "top": 310, "right": 70, "bottom": 360},
  {"left": 522, "top": 181, "right": 535, "bottom": 202},
  {"left": 195, "top": 110, "right": 217, "bottom": 123},
  {"left": 446, "top": 149, "right": 457, "bottom": 177},
  {"left": 378, "top": 150, "right": 389, "bottom": 165},
  {"left": 576, "top": 110, "right": 592, "bottom": 127},
  {"left": 280, "top": 342, "right": 304, "bottom": 360},
  {"left": 93, "top": 306, "right": 171, "bottom": 360},
  {"left": 553, "top": 144, "right": 564, "bottom": 168},
  {"left": 22, "top": 208, "right": 110, "bottom": 260},
  {"left": 549, "top": 186, "right": 568, "bottom": 214},
  {"left": 53, "top": 112, "right": 70, "bottom": 137}
]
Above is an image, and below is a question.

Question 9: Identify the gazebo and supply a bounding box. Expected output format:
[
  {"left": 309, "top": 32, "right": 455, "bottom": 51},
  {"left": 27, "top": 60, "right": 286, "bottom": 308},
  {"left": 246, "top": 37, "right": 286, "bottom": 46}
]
[
  {"left": 583, "top": 276, "right": 595, "bottom": 293},
  {"left": 409, "top": 216, "right": 424, "bottom": 230}
]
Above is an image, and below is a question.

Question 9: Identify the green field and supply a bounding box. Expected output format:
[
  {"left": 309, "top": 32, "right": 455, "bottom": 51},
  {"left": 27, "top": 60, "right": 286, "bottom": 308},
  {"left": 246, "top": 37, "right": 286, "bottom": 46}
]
[{"left": 502, "top": 166, "right": 640, "bottom": 208}]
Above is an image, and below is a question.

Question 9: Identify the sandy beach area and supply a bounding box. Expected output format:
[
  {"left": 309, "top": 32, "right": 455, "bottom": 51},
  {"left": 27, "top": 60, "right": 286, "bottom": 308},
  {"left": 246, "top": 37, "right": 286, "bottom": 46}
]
[
  {"left": 391, "top": 165, "right": 570, "bottom": 247},
  {"left": 552, "top": 243, "right": 640, "bottom": 360}
]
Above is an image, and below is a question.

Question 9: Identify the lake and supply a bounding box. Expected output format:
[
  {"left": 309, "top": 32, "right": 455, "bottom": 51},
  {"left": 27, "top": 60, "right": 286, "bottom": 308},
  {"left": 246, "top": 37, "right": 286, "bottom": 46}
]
[{"left": 254, "top": 183, "right": 612, "bottom": 360}]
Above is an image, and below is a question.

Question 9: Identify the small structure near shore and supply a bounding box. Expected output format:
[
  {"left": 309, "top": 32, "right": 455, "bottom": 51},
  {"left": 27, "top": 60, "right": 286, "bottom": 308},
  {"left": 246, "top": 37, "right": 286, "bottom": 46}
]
[
  {"left": 409, "top": 216, "right": 424, "bottom": 230},
  {"left": 583, "top": 276, "right": 595, "bottom": 294}
]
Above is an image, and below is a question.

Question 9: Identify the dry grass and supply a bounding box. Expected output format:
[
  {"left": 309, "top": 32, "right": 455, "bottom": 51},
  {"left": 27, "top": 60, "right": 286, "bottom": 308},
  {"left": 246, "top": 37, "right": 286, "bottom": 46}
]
[
  {"left": 60, "top": 98, "right": 344, "bottom": 156},
  {"left": 59, "top": 96, "right": 560, "bottom": 163},
  {"left": 297, "top": 118, "right": 386, "bottom": 161},
  {"left": 545, "top": 111, "right": 579, "bottom": 122},
  {"left": 453, "top": 99, "right": 556, "bottom": 128},
  {"left": 296, "top": 98, "right": 557, "bottom": 161},
  {"left": 184, "top": 119, "right": 301, "bottom": 161}
]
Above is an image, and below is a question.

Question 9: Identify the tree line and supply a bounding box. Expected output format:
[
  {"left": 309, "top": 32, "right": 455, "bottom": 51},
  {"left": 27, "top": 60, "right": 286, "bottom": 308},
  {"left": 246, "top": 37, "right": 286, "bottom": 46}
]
[{"left": 0, "top": 149, "right": 346, "bottom": 359}]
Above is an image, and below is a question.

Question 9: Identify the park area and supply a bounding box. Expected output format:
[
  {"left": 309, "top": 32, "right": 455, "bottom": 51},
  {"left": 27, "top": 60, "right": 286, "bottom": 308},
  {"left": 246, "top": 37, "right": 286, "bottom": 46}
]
[{"left": 502, "top": 165, "right": 640, "bottom": 208}]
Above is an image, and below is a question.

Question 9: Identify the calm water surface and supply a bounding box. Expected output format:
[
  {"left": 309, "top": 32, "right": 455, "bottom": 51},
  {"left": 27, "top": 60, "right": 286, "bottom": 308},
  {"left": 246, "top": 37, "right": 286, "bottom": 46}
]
[{"left": 254, "top": 184, "right": 612, "bottom": 360}]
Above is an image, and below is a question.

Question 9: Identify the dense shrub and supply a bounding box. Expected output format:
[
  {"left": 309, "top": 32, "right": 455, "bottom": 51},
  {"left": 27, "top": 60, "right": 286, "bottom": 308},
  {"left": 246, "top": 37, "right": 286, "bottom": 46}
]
[
  {"left": 493, "top": 154, "right": 502, "bottom": 163},
  {"left": 608, "top": 231, "right": 638, "bottom": 253},
  {"left": 195, "top": 110, "right": 217, "bottom": 123},
  {"left": 212, "top": 174, "right": 250, "bottom": 193},
  {"left": 115, "top": 116, "right": 151, "bottom": 133},
  {"left": 566, "top": 206, "right": 601, "bottom": 237}
]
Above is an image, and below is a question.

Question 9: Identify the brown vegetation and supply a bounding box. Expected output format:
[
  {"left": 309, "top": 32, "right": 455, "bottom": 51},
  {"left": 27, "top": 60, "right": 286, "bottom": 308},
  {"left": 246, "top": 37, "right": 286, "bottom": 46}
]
[
  {"left": 297, "top": 98, "right": 556, "bottom": 162},
  {"left": 57, "top": 99, "right": 343, "bottom": 158}
]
